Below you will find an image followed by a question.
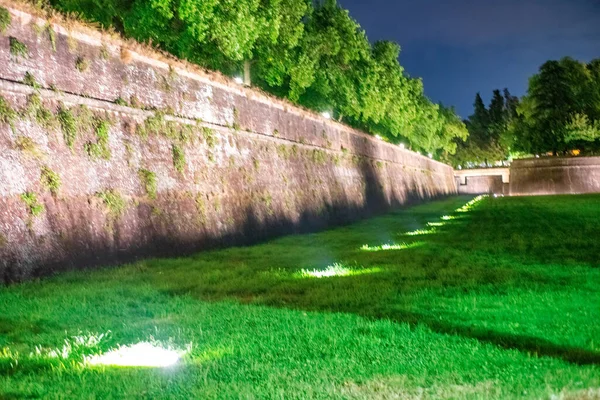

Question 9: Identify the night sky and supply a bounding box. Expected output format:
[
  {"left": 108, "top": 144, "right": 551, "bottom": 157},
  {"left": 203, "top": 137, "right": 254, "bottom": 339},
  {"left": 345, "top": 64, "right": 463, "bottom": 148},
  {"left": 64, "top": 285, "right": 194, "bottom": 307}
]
[{"left": 338, "top": 0, "right": 600, "bottom": 119}]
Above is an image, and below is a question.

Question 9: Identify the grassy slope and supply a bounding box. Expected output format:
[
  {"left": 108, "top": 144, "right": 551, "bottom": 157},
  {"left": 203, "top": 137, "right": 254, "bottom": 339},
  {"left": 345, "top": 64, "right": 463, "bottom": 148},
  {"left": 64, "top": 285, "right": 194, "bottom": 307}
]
[{"left": 1, "top": 195, "right": 599, "bottom": 399}]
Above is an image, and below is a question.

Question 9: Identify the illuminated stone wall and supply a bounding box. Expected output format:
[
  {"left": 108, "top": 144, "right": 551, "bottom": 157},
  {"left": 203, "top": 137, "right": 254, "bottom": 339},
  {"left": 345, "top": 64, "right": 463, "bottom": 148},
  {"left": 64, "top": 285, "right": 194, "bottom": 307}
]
[
  {"left": 0, "top": 6, "right": 456, "bottom": 282},
  {"left": 453, "top": 157, "right": 600, "bottom": 196},
  {"left": 456, "top": 175, "right": 506, "bottom": 195},
  {"left": 510, "top": 157, "right": 600, "bottom": 196}
]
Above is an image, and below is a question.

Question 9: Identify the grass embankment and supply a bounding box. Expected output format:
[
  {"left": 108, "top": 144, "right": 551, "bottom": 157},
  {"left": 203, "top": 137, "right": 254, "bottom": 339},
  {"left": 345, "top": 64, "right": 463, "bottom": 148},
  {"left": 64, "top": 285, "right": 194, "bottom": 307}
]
[{"left": 1, "top": 195, "right": 599, "bottom": 399}]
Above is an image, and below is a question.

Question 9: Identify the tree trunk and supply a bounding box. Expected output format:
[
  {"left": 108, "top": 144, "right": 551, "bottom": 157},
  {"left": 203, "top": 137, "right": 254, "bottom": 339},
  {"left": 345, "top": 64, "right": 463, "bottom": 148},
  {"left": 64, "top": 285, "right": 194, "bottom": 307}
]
[{"left": 243, "top": 60, "right": 251, "bottom": 86}]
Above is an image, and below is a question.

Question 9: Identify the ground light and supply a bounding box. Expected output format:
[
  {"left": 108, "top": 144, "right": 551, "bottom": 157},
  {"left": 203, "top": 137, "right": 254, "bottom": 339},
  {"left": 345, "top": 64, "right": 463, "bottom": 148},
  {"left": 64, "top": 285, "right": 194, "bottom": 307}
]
[
  {"left": 86, "top": 342, "right": 185, "bottom": 368},
  {"left": 455, "top": 195, "right": 487, "bottom": 212},
  {"left": 299, "top": 263, "right": 380, "bottom": 278},
  {"left": 321, "top": 111, "right": 331, "bottom": 119},
  {"left": 234, "top": 76, "right": 244, "bottom": 84},
  {"left": 360, "top": 241, "right": 424, "bottom": 252},
  {"left": 404, "top": 227, "right": 437, "bottom": 236}
]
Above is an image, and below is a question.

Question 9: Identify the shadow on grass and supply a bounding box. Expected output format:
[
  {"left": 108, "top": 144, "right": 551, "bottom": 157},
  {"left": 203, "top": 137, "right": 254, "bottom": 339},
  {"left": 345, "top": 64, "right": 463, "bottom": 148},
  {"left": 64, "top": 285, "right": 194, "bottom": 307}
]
[{"left": 390, "top": 311, "right": 600, "bottom": 366}]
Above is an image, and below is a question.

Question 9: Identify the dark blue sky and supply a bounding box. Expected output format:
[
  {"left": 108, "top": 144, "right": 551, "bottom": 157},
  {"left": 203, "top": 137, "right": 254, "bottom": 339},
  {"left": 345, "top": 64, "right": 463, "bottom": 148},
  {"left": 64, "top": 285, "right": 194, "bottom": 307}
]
[{"left": 338, "top": 0, "right": 600, "bottom": 118}]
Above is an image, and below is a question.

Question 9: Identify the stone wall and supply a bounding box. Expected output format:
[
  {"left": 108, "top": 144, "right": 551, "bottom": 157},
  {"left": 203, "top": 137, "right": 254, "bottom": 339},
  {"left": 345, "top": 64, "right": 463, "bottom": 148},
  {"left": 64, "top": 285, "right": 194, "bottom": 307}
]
[
  {"left": 452, "top": 158, "right": 600, "bottom": 196},
  {"left": 456, "top": 175, "right": 505, "bottom": 195},
  {"left": 454, "top": 168, "right": 509, "bottom": 195},
  {"left": 0, "top": 5, "right": 457, "bottom": 282},
  {"left": 510, "top": 157, "right": 600, "bottom": 196}
]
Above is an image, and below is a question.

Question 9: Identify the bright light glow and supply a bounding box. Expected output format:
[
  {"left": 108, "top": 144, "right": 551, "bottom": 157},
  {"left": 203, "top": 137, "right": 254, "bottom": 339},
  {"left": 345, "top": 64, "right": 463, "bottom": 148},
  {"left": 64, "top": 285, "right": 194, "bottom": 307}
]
[
  {"left": 86, "top": 342, "right": 185, "bottom": 368},
  {"left": 375, "top": 135, "right": 382, "bottom": 140},
  {"left": 399, "top": 143, "right": 405, "bottom": 149},
  {"left": 428, "top": 153, "right": 433, "bottom": 158},
  {"left": 360, "top": 241, "right": 423, "bottom": 252},
  {"left": 426, "top": 222, "right": 444, "bottom": 227},
  {"left": 321, "top": 111, "right": 331, "bottom": 119},
  {"left": 234, "top": 76, "right": 244, "bottom": 84},
  {"left": 441, "top": 215, "right": 455, "bottom": 221},
  {"left": 404, "top": 228, "right": 436, "bottom": 236},
  {"left": 455, "top": 195, "right": 487, "bottom": 213},
  {"left": 299, "top": 263, "right": 380, "bottom": 278}
]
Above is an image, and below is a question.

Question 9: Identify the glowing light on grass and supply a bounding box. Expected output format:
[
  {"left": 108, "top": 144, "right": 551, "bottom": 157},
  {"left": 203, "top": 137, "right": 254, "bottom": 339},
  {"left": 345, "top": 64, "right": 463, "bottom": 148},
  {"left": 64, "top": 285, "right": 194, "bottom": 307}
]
[
  {"left": 455, "top": 195, "right": 487, "bottom": 213},
  {"left": 426, "top": 222, "right": 444, "bottom": 227},
  {"left": 299, "top": 263, "right": 380, "bottom": 278},
  {"left": 234, "top": 76, "right": 244, "bottom": 84},
  {"left": 321, "top": 111, "right": 331, "bottom": 119},
  {"left": 86, "top": 342, "right": 185, "bottom": 368},
  {"left": 399, "top": 143, "right": 405, "bottom": 149},
  {"left": 360, "top": 241, "right": 424, "bottom": 252},
  {"left": 404, "top": 227, "right": 436, "bottom": 236},
  {"left": 441, "top": 215, "right": 455, "bottom": 221}
]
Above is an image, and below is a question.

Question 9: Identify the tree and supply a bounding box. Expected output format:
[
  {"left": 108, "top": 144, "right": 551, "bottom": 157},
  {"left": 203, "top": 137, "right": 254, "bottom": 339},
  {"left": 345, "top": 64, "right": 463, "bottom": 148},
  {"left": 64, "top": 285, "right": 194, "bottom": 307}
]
[
  {"left": 48, "top": 0, "right": 467, "bottom": 157},
  {"left": 517, "top": 57, "right": 591, "bottom": 154}
]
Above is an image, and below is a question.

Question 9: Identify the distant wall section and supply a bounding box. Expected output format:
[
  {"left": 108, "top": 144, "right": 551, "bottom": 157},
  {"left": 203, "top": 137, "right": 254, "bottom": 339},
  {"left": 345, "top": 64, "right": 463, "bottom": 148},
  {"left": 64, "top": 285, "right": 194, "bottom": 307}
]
[
  {"left": 510, "top": 157, "right": 600, "bottom": 196},
  {"left": 453, "top": 157, "right": 600, "bottom": 196}
]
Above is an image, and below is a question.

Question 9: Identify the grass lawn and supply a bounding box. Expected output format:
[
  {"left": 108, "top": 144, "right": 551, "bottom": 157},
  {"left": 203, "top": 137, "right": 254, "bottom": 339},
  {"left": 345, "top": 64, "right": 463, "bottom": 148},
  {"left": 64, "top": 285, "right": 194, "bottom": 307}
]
[{"left": 1, "top": 194, "right": 599, "bottom": 399}]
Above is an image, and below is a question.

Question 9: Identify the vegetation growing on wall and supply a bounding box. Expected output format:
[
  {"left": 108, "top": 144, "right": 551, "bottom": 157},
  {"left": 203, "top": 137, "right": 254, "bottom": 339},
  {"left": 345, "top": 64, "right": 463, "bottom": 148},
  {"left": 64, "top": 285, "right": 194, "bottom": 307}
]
[
  {"left": 138, "top": 168, "right": 157, "bottom": 199},
  {"left": 40, "top": 166, "right": 61, "bottom": 196},
  {"left": 0, "top": 6, "right": 11, "bottom": 33},
  {"left": 85, "top": 119, "right": 111, "bottom": 160},
  {"left": 22, "top": 72, "right": 40, "bottom": 89},
  {"left": 23, "top": 94, "right": 55, "bottom": 129},
  {"left": 0, "top": 95, "right": 17, "bottom": 128},
  {"left": 14, "top": 136, "right": 42, "bottom": 158},
  {"left": 75, "top": 56, "right": 90, "bottom": 72},
  {"left": 9, "top": 36, "right": 28, "bottom": 59},
  {"left": 20, "top": 192, "right": 44, "bottom": 217},
  {"left": 57, "top": 106, "right": 77, "bottom": 148},
  {"left": 45, "top": 23, "right": 57, "bottom": 51},
  {"left": 171, "top": 143, "right": 185, "bottom": 174},
  {"left": 96, "top": 189, "right": 127, "bottom": 216}
]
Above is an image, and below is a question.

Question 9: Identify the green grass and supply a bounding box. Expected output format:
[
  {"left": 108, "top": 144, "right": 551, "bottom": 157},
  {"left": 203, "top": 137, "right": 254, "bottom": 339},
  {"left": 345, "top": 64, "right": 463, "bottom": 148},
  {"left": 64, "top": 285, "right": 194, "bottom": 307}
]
[{"left": 1, "top": 195, "right": 599, "bottom": 399}]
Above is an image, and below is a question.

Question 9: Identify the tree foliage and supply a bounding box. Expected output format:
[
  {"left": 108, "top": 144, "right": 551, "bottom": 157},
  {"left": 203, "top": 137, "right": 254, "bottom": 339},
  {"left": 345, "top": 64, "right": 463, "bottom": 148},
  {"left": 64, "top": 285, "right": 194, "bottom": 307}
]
[
  {"left": 49, "top": 0, "right": 467, "bottom": 156},
  {"left": 514, "top": 57, "right": 600, "bottom": 155},
  {"left": 447, "top": 90, "right": 518, "bottom": 167}
]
